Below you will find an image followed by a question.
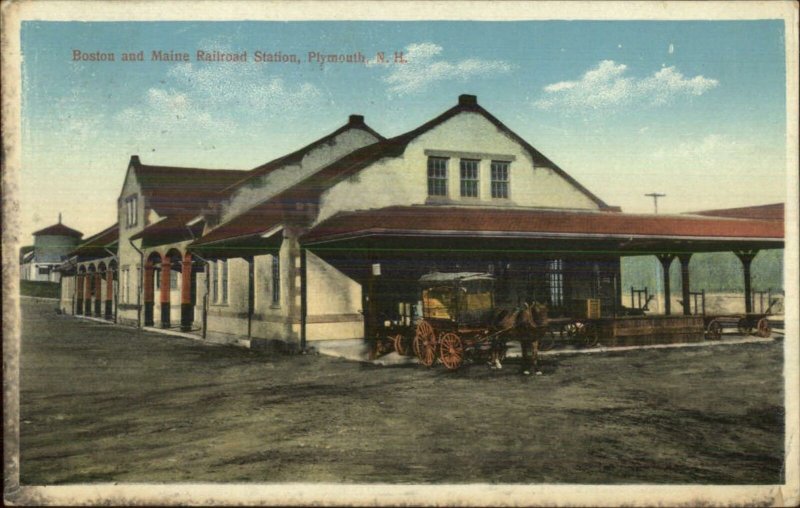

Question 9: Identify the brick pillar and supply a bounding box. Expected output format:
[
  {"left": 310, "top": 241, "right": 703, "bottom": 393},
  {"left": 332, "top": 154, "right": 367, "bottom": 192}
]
[
  {"left": 94, "top": 272, "right": 103, "bottom": 317},
  {"left": 84, "top": 273, "right": 93, "bottom": 315},
  {"left": 105, "top": 268, "right": 114, "bottom": 320},
  {"left": 180, "top": 252, "right": 193, "bottom": 332},
  {"left": 160, "top": 254, "right": 171, "bottom": 328},
  {"left": 76, "top": 274, "right": 84, "bottom": 315},
  {"left": 144, "top": 262, "right": 154, "bottom": 326}
]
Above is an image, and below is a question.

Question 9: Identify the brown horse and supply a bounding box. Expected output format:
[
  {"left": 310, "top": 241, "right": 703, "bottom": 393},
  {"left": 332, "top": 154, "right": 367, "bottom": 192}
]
[{"left": 491, "top": 301, "right": 549, "bottom": 374}]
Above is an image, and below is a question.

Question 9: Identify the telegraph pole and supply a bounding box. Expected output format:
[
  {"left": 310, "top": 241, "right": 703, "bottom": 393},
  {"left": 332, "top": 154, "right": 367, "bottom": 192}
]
[{"left": 645, "top": 192, "right": 666, "bottom": 214}]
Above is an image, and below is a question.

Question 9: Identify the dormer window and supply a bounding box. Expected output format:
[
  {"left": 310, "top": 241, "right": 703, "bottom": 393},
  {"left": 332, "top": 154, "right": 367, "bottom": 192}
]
[
  {"left": 124, "top": 195, "right": 138, "bottom": 228},
  {"left": 460, "top": 159, "right": 479, "bottom": 198},
  {"left": 427, "top": 157, "right": 448, "bottom": 197}
]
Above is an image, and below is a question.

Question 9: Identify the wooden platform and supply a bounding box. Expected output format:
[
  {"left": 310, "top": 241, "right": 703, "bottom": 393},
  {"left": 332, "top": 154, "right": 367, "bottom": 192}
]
[{"left": 596, "top": 315, "right": 705, "bottom": 347}]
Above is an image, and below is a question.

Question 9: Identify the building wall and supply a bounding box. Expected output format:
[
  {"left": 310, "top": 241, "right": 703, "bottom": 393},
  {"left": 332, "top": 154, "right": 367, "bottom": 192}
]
[
  {"left": 117, "top": 167, "right": 146, "bottom": 326},
  {"left": 218, "top": 127, "right": 381, "bottom": 225},
  {"left": 60, "top": 274, "right": 75, "bottom": 314},
  {"left": 317, "top": 111, "right": 601, "bottom": 224},
  {"left": 305, "top": 251, "right": 363, "bottom": 342}
]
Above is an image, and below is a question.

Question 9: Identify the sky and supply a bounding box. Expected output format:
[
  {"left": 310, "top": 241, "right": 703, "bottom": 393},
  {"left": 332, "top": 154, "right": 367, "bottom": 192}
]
[{"left": 19, "top": 20, "right": 787, "bottom": 244}]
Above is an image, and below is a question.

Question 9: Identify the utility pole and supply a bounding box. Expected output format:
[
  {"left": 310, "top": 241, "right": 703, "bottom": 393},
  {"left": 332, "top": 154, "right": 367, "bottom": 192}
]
[{"left": 645, "top": 192, "right": 666, "bottom": 214}]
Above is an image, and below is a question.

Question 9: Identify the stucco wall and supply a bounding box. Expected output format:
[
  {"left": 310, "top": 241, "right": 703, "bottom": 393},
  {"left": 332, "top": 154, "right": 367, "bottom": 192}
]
[
  {"left": 317, "top": 112, "right": 601, "bottom": 224},
  {"left": 60, "top": 275, "right": 75, "bottom": 314},
  {"left": 117, "top": 167, "right": 146, "bottom": 326},
  {"left": 305, "top": 251, "right": 363, "bottom": 341},
  {"left": 219, "top": 128, "right": 380, "bottom": 225}
]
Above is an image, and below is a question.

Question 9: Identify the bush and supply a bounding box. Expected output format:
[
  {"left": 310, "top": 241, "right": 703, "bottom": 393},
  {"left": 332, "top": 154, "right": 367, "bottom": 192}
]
[{"left": 20, "top": 280, "right": 60, "bottom": 299}]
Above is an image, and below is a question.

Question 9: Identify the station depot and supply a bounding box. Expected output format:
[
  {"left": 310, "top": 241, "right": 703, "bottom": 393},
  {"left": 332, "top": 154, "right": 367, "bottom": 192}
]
[{"left": 57, "top": 94, "right": 784, "bottom": 361}]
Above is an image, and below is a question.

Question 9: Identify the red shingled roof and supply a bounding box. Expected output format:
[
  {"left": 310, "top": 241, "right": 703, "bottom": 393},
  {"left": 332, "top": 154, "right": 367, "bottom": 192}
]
[
  {"left": 71, "top": 223, "right": 118, "bottom": 258},
  {"left": 689, "top": 203, "right": 784, "bottom": 221},
  {"left": 220, "top": 115, "right": 385, "bottom": 194},
  {"left": 131, "top": 157, "right": 249, "bottom": 216},
  {"left": 192, "top": 96, "right": 618, "bottom": 247},
  {"left": 129, "top": 215, "right": 204, "bottom": 248},
  {"left": 302, "top": 206, "right": 784, "bottom": 244},
  {"left": 32, "top": 222, "right": 83, "bottom": 238}
]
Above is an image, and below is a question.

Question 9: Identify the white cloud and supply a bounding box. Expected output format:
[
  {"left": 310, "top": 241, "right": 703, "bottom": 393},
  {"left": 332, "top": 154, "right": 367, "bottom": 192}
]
[
  {"left": 382, "top": 42, "right": 514, "bottom": 95},
  {"left": 652, "top": 134, "right": 749, "bottom": 167},
  {"left": 668, "top": 43, "right": 675, "bottom": 55},
  {"left": 534, "top": 59, "right": 718, "bottom": 111}
]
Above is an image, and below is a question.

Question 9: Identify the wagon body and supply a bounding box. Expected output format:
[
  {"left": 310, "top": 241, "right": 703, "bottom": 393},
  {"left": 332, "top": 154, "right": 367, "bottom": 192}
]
[{"left": 418, "top": 272, "right": 496, "bottom": 328}]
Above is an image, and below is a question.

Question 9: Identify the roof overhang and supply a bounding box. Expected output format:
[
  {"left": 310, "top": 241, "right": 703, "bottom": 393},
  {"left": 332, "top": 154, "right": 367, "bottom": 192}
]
[{"left": 189, "top": 226, "right": 284, "bottom": 259}]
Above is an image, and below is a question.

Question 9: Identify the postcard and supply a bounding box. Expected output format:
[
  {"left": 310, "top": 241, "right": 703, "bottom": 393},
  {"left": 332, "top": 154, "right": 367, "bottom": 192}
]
[{"left": 2, "top": 1, "right": 798, "bottom": 506}]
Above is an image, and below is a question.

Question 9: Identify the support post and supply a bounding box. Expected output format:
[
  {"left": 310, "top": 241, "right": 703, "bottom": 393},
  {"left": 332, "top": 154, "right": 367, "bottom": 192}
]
[
  {"left": 735, "top": 250, "right": 758, "bottom": 314},
  {"left": 678, "top": 253, "right": 692, "bottom": 316},
  {"left": 94, "top": 272, "right": 103, "bottom": 317},
  {"left": 76, "top": 274, "right": 84, "bottom": 315},
  {"left": 656, "top": 254, "right": 675, "bottom": 316},
  {"left": 105, "top": 269, "right": 114, "bottom": 319},
  {"left": 160, "top": 254, "right": 171, "bottom": 328},
  {"left": 84, "top": 273, "right": 93, "bottom": 315},
  {"left": 143, "top": 262, "right": 154, "bottom": 326},
  {"left": 300, "top": 248, "right": 307, "bottom": 351},
  {"left": 180, "top": 253, "right": 193, "bottom": 332},
  {"left": 246, "top": 256, "right": 254, "bottom": 340}
]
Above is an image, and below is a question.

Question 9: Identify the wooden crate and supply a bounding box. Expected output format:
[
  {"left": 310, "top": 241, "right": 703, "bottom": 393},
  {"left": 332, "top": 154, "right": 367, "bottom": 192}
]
[{"left": 571, "top": 298, "right": 601, "bottom": 319}]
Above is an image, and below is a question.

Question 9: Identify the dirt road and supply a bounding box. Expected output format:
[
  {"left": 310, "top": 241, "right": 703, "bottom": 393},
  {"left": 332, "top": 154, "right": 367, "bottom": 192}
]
[{"left": 19, "top": 300, "right": 784, "bottom": 484}]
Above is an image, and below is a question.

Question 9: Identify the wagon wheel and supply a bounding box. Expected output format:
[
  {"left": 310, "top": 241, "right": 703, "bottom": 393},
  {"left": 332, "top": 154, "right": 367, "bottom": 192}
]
[
  {"left": 413, "top": 320, "right": 437, "bottom": 367},
  {"left": 757, "top": 318, "right": 771, "bottom": 338},
  {"left": 737, "top": 317, "right": 753, "bottom": 335},
  {"left": 392, "top": 333, "right": 409, "bottom": 356},
  {"left": 706, "top": 319, "right": 723, "bottom": 341},
  {"left": 538, "top": 329, "right": 557, "bottom": 352},
  {"left": 439, "top": 332, "right": 464, "bottom": 370},
  {"left": 581, "top": 323, "right": 599, "bottom": 348}
]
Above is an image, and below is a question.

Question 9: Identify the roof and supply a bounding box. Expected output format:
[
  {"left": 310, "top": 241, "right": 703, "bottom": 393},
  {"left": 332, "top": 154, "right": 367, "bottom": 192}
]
[
  {"left": 130, "top": 156, "right": 249, "bottom": 216},
  {"left": 419, "top": 272, "right": 495, "bottom": 284},
  {"left": 220, "top": 115, "right": 385, "bottom": 194},
  {"left": 19, "top": 246, "right": 35, "bottom": 264},
  {"left": 688, "top": 203, "right": 784, "bottom": 221},
  {"left": 263, "top": 94, "right": 614, "bottom": 210},
  {"left": 193, "top": 95, "right": 618, "bottom": 247},
  {"left": 301, "top": 206, "right": 785, "bottom": 245},
  {"left": 32, "top": 222, "right": 83, "bottom": 238},
  {"left": 129, "top": 215, "right": 204, "bottom": 248},
  {"left": 71, "top": 223, "right": 119, "bottom": 258}
]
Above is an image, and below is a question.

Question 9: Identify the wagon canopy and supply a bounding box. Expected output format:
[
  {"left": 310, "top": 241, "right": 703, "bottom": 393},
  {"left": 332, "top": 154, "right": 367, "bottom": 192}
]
[{"left": 419, "top": 272, "right": 495, "bottom": 325}]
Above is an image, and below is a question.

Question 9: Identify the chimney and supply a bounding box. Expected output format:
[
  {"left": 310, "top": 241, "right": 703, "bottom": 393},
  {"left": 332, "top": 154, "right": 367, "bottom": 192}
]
[
  {"left": 348, "top": 114, "right": 365, "bottom": 125},
  {"left": 130, "top": 155, "right": 141, "bottom": 166},
  {"left": 458, "top": 94, "right": 478, "bottom": 106},
  {"left": 58, "top": 212, "right": 62, "bottom": 224}
]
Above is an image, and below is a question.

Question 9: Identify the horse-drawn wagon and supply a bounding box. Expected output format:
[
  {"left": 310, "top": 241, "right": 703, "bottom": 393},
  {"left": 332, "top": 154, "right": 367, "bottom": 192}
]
[{"left": 393, "top": 272, "right": 546, "bottom": 371}]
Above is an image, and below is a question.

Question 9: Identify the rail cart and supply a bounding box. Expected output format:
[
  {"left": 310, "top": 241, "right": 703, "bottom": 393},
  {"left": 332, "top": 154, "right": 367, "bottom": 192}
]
[
  {"left": 407, "top": 271, "right": 553, "bottom": 370},
  {"left": 697, "top": 291, "right": 779, "bottom": 340}
]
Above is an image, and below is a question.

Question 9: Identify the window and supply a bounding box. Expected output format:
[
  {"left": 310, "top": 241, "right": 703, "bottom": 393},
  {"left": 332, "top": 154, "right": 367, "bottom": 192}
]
[
  {"left": 460, "top": 159, "right": 479, "bottom": 198},
  {"left": 124, "top": 195, "right": 138, "bottom": 228},
  {"left": 154, "top": 268, "right": 161, "bottom": 290},
  {"left": 209, "top": 260, "right": 228, "bottom": 305},
  {"left": 491, "top": 161, "right": 510, "bottom": 199},
  {"left": 271, "top": 255, "right": 280, "bottom": 305},
  {"left": 121, "top": 267, "right": 129, "bottom": 303},
  {"left": 546, "top": 259, "right": 564, "bottom": 307},
  {"left": 170, "top": 267, "right": 179, "bottom": 289},
  {"left": 210, "top": 261, "right": 218, "bottom": 303},
  {"left": 38, "top": 266, "right": 51, "bottom": 275},
  {"left": 220, "top": 260, "right": 228, "bottom": 304},
  {"left": 427, "top": 157, "right": 448, "bottom": 197}
]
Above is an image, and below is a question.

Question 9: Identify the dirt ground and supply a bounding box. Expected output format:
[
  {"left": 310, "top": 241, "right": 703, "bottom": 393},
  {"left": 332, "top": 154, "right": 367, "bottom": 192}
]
[{"left": 18, "top": 299, "right": 784, "bottom": 484}]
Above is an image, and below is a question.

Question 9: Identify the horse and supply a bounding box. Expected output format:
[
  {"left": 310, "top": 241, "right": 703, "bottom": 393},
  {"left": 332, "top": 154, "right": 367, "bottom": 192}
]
[{"left": 491, "top": 301, "right": 549, "bottom": 374}]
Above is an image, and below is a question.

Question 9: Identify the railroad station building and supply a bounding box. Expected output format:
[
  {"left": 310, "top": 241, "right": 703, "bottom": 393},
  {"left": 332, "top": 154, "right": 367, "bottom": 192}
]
[{"left": 57, "top": 94, "right": 785, "bottom": 356}]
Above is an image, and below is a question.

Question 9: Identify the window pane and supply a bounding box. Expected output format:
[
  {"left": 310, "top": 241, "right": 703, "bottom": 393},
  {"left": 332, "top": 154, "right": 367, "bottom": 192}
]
[
  {"left": 271, "top": 255, "right": 280, "bottom": 304},
  {"left": 491, "top": 161, "right": 510, "bottom": 199},
  {"left": 460, "top": 159, "right": 479, "bottom": 197},
  {"left": 221, "top": 260, "right": 228, "bottom": 304},
  {"left": 427, "top": 157, "right": 448, "bottom": 196}
]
